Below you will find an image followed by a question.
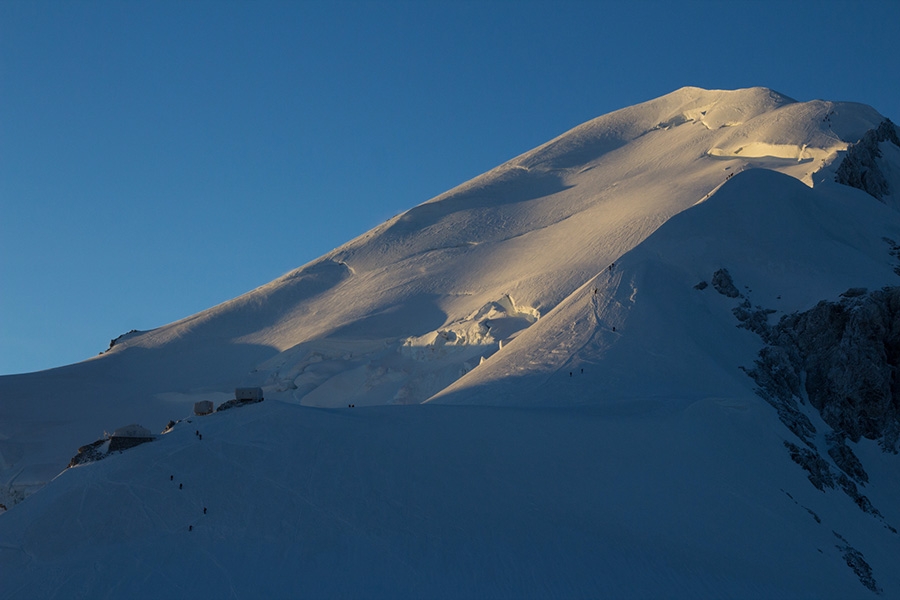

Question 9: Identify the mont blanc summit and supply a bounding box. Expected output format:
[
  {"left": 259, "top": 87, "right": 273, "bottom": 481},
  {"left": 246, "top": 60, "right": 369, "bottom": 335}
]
[{"left": 2, "top": 87, "right": 900, "bottom": 598}]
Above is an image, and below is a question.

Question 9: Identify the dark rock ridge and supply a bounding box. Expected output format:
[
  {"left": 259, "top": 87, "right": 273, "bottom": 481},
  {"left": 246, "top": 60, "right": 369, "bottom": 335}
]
[
  {"left": 708, "top": 269, "right": 900, "bottom": 594},
  {"left": 68, "top": 439, "right": 108, "bottom": 467},
  {"left": 766, "top": 287, "right": 900, "bottom": 449},
  {"left": 68, "top": 425, "right": 156, "bottom": 467},
  {"left": 700, "top": 268, "right": 900, "bottom": 542},
  {"left": 67, "top": 434, "right": 156, "bottom": 467},
  {"left": 833, "top": 531, "right": 883, "bottom": 594},
  {"left": 216, "top": 396, "right": 264, "bottom": 412},
  {"left": 711, "top": 268, "right": 741, "bottom": 298},
  {"left": 884, "top": 237, "right": 900, "bottom": 276},
  {"left": 835, "top": 119, "right": 900, "bottom": 200},
  {"left": 745, "top": 284, "right": 900, "bottom": 523},
  {"left": 746, "top": 286, "right": 900, "bottom": 451}
]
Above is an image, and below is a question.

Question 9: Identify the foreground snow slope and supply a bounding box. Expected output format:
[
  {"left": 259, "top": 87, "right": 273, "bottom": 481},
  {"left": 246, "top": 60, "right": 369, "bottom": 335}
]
[
  {"left": 0, "top": 87, "right": 888, "bottom": 504},
  {"left": 1, "top": 399, "right": 897, "bottom": 599}
]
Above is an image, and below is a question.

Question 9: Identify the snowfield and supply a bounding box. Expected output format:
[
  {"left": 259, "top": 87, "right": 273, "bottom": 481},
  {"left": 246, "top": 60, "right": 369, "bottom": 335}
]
[
  {"left": 2, "top": 86, "right": 900, "bottom": 598},
  {"left": 2, "top": 400, "right": 895, "bottom": 599}
]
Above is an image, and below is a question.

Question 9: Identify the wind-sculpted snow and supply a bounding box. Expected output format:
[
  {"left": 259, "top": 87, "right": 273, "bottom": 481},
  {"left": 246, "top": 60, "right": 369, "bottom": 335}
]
[
  {"left": 706, "top": 101, "right": 885, "bottom": 184},
  {"left": 254, "top": 294, "right": 537, "bottom": 407}
]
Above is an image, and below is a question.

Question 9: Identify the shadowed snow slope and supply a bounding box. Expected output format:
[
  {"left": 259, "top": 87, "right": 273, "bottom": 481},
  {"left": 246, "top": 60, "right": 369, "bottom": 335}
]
[
  {"left": 2, "top": 87, "right": 900, "bottom": 598},
  {"left": 2, "top": 400, "right": 898, "bottom": 599}
]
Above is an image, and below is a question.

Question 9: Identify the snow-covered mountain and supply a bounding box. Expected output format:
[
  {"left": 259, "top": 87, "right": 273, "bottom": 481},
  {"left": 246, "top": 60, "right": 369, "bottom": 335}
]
[{"left": 2, "top": 86, "right": 900, "bottom": 598}]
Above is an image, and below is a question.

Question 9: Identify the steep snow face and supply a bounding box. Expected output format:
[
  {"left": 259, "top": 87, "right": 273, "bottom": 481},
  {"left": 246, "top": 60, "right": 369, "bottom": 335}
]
[
  {"left": 0, "top": 87, "right": 892, "bottom": 507},
  {"left": 120, "top": 88, "right": 877, "bottom": 335},
  {"left": 707, "top": 100, "right": 885, "bottom": 185},
  {"left": 109, "top": 86, "right": 883, "bottom": 397},
  {"left": 430, "top": 168, "right": 900, "bottom": 406}
]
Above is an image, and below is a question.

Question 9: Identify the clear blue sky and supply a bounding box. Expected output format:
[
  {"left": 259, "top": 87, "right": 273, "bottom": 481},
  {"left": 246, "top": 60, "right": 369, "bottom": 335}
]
[{"left": 2, "top": 0, "right": 898, "bottom": 375}]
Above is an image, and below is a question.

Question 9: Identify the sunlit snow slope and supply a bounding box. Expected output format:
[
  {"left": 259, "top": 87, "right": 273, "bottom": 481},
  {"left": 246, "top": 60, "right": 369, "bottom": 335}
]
[
  {"left": 431, "top": 168, "right": 900, "bottom": 405},
  {"left": 0, "top": 86, "right": 890, "bottom": 501},
  {"left": 2, "top": 86, "right": 900, "bottom": 597}
]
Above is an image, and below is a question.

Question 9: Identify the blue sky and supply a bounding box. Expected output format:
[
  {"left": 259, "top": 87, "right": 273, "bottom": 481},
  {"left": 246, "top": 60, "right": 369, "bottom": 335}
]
[{"left": 2, "top": 0, "right": 899, "bottom": 375}]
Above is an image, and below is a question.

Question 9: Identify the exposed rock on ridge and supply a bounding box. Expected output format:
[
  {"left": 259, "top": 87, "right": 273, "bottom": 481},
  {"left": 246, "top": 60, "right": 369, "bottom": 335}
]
[
  {"left": 707, "top": 267, "right": 900, "bottom": 535},
  {"left": 739, "top": 284, "right": 900, "bottom": 452},
  {"left": 835, "top": 119, "right": 900, "bottom": 200},
  {"left": 762, "top": 286, "right": 900, "bottom": 449}
]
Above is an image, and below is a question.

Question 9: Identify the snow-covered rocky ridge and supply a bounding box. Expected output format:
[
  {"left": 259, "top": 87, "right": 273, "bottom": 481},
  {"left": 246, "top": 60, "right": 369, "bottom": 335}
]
[{"left": 2, "top": 86, "right": 900, "bottom": 597}]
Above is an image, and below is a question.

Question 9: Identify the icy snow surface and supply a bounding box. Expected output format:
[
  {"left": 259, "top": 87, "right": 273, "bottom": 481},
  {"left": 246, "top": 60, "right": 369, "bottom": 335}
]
[{"left": 1, "top": 86, "right": 899, "bottom": 597}]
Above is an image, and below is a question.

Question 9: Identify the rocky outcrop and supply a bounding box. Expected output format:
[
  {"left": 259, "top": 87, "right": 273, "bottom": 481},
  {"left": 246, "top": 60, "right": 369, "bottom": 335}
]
[
  {"left": 750, "top": 286, "right": 900, "bottom": 450},
  {"left": 104, "top": 329, "right": 140, "bottom": 352},
  {"left": 733, "top": 299, "right": 776, "bottom": 338},
  {"left": 835, "top": 119, "right": 900, "bottom": 201},
  {"left": 701, "top": 267, "right": 900, "bottom": 452},
  {"left": 827, "top": 431, "right": 868, "bottom": 485},
  {"left": 783, "top": 288, "right": 900, "bottom": 447},
  {"left": 68, "top": 424, "right": 155, "bottom": 467},
  {"left": 68, "top": 438, "right": 107, "bottom": 467},
  {"left": 703, "top": 266, "right": 900, "bottom": 537},
  {"left": 216, "top": 396, "right": 264, "bottom": 412},
  {"left": 884, "top": 237, "right": 900, "bottom": 276},
  {"left": 784, "top": 441, "right": 833, "bottom": 490},
  {"left": 749, "top": 348, "right": 816, "bottom": 444},
  {"left": 833, "top": 531, "right": 882, "bottom": 594},
  {"left": 711, "top": 268, "right": 741, "bottom": 298}
]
